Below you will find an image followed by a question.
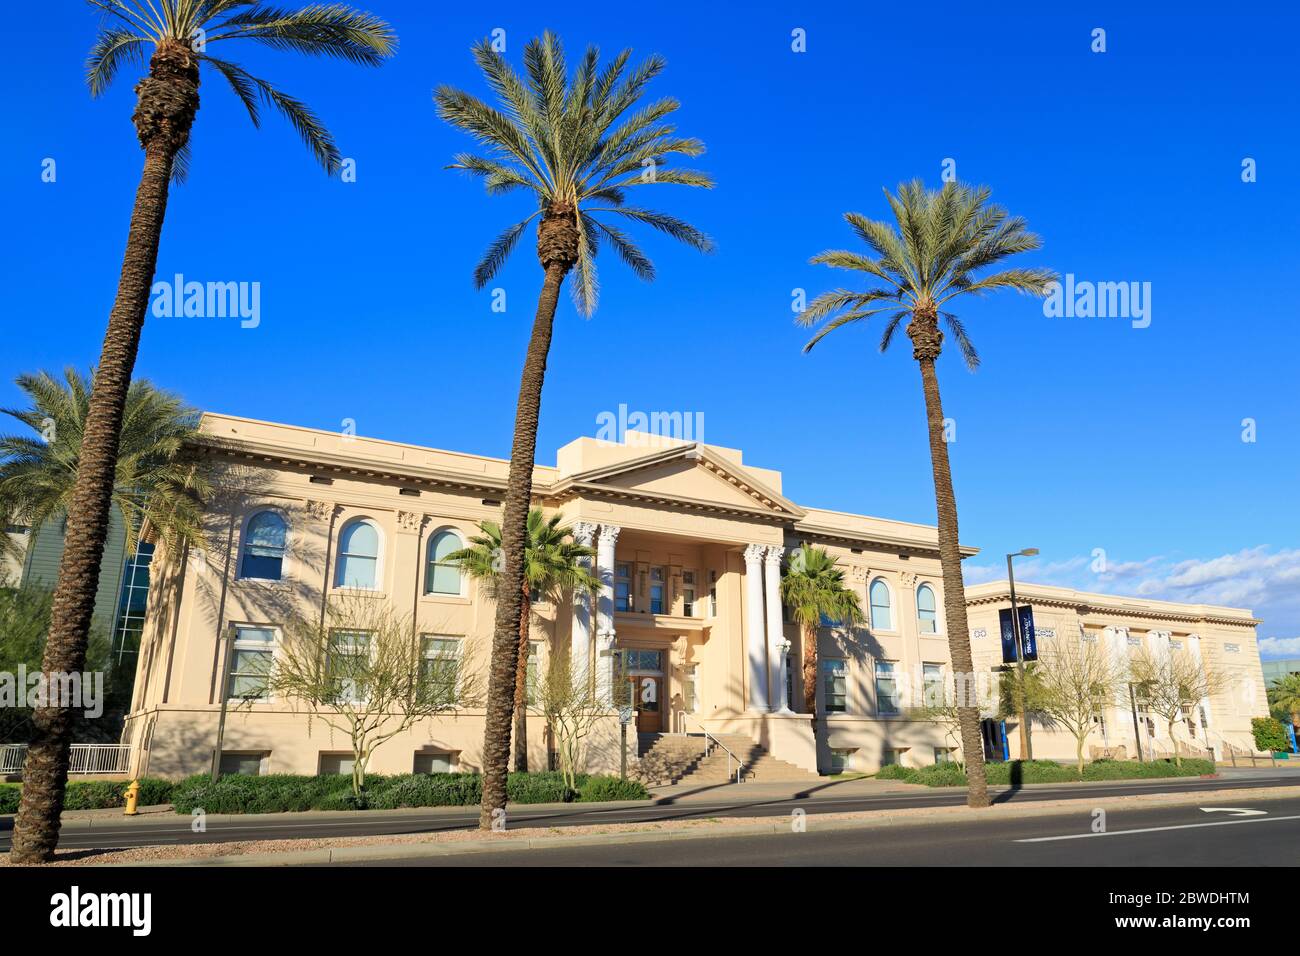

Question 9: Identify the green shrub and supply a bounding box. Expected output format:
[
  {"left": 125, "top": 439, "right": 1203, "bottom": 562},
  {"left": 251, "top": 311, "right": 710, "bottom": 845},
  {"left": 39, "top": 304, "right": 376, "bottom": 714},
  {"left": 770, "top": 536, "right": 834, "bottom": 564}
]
[
  {"left": 1252, "top": 717, "right": 1288, "bottom": 753},
  {"left": 0, "top": 777, "right": 176, "bottom": 815},
  {"left": 578, "top": 775, "right": 650, "bottom": 802},
  {"left": 874, "top": 763, "right": 917, "bottom": 781},
  {"left": 367, "top": 773, "right": 482, "bottom": 809},
  {"left": 166, "top": 769, "right": 650, "bottom": 814},
  {"left": 507, "top": 770, "right": 579, "bottom": 804}
]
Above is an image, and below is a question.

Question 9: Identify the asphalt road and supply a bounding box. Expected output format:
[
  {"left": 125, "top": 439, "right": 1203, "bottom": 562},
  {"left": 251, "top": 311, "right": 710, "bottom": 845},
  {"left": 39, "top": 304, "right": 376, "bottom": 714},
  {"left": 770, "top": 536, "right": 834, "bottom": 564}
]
[
  {"left": 340, "top": 793, "right": 1300, "bottom": 867},
  {"left": 2, "top": 770, "right": 1296, "bottom": 852}
]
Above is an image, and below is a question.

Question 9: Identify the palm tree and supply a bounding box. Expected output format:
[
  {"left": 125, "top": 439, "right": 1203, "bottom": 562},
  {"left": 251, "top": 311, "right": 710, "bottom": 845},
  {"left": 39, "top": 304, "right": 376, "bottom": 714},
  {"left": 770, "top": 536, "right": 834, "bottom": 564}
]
[
  {"left": 9, "top": 1, "right": 396, "bottom": 865},
  {"left": 0, "top": 368, "right": 210, "bottom": 564},
  {"left": 1269, "top": 673, "right": 1300, "bottom": 744},
  {"left": 445, "top": 510, "right": 598, "bottom": 773},
  {"left": 780, "top": 544, "right": 862, "bottom": 722},
  {"left": 797, "top": 180, "right": 1056, "bottom": 808},
  {"left": 436, "top": 31, "right": 713, "bottom": 829}
]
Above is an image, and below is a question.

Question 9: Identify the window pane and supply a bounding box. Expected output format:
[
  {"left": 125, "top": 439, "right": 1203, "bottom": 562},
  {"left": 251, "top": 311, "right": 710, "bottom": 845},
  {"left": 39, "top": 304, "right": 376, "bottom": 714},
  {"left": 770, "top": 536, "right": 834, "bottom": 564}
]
[
  {"left": 426, "top": 531, "right": 463, "bottom": 595},
  {"left": 338, "top": 555, "right": 377, "bottom": 589},
  {"left": 241, "top": 512, "right": 286, "bottom": 580},
  {"left": 870, "top": 580, "right": 892, "bottom": 631},
  {"left": 821, "top": 660, "right": 847, "bottom": 713},
  {"left": 414, "top": 753, "right": 453, "bottom": 774},
  {"left": 917, "top": 584, "right": 937, "bottom": 633},
  {"left": 875, "top": 661, "right": 899, "bottom": 714},
  {"left": 340, "top": 521, "right": 378, "bottom": 556},
  {"left": 337, "top": 521, "right": 379, "bottom": 588}
]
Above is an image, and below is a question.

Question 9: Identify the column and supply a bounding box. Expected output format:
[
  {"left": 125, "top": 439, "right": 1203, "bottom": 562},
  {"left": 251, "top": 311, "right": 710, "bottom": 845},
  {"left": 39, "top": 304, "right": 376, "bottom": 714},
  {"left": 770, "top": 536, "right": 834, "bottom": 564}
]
[
  {"left": 1187, "top": 634, "right": 1213, "bottom": 740},
  {"left": 743, "top": 544, "right": 769, "bottom": 712},
  {"left": 595, "top": 524, "right": 620, "bottom": 706},
  {"left": 570, "top": 522, "right": 598, "bottom": 674},
  {"left": 765, "top": 546, "right": 791, "bottom": 713},
  {"left": 1103, "top": 626, "right": 1130, "bottom": 752}
]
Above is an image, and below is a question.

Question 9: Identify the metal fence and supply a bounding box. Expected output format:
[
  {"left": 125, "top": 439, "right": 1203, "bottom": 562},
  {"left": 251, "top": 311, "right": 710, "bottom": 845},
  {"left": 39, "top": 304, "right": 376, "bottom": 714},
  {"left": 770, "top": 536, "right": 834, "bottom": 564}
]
[{"left": 0, "top": 744, "right": 132, "bottom": 776}]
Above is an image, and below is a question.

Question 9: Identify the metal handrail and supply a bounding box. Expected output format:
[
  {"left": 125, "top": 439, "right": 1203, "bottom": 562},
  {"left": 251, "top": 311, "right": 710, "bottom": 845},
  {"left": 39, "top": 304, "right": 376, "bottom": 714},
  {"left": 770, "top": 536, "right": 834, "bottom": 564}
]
[{"left": 674, "top": 711, "right": 748, "bottom": 783}]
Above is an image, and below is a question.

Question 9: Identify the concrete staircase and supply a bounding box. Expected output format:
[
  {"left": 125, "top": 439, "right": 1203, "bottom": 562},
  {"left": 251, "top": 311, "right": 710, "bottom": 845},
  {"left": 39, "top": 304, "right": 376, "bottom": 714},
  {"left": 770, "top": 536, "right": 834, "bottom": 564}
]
[{"left": 635, "top": 732, "right": 820, "bottom": 787}]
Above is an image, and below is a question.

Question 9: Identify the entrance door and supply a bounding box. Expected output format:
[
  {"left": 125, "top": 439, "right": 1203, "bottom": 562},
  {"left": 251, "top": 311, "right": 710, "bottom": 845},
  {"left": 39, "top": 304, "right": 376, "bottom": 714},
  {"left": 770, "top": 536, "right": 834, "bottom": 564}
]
[{"left": 628, "top": 675, "right": 662, "bottom": 733}]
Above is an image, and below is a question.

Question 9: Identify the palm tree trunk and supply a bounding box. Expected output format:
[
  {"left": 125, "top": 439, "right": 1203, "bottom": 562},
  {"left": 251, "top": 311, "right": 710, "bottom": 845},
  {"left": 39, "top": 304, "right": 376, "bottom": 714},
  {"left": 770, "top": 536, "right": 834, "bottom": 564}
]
[
  {"left": 916, "top": 355, "right": 990, "bottom": 808},
  {"left": 9, "top": 145, "right": 177, "bottom": 863},
  {"left": 801, "top": 623, "right": 818, "bottom": 716},
  {"left": 478, "top": 259, "right": 568, "bottom": 830},
  {"left": 512, "top": 578, "right": 531, "bottom": 773}
]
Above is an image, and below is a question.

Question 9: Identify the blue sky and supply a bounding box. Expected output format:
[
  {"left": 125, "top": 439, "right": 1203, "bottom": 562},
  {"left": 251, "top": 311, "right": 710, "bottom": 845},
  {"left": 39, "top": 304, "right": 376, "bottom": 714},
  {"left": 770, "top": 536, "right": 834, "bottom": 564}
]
[{"left": 3, "top": 2, "right": 1298, "bottom": 655}]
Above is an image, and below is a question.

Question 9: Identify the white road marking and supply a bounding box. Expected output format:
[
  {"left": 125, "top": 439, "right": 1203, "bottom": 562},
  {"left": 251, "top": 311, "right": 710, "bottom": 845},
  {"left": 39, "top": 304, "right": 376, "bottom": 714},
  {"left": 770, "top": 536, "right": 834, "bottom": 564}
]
[
  {"left": 1199, "top": 807, "right": 1266, "bottom": 816},
  {"left": 1016, "top": 814, "right": 1300, "bottom": 842}
]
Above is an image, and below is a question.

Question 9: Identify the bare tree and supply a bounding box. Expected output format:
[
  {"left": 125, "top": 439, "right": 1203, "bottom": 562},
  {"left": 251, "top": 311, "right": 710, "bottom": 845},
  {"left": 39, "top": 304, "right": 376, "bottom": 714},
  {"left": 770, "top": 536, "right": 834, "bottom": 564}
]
[
  {"left": 257, "top": 598, "right": 482, "bottom": 795},
  {"left": 535, "top": 650, "right": 607, "bottom": 794},
  {"left": 1033, "top": 638, "right": 1126, "bottom": 773},
  {"left": 1130, "top": 648, "right": 1224, "bottom": 767}
]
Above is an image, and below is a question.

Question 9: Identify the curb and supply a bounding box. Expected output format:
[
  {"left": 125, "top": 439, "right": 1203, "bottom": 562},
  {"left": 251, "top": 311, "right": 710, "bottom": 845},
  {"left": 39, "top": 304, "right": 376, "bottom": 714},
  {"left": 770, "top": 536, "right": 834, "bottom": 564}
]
[{"left": 113, "top": 784, "right": 1300, "bottom": 867}]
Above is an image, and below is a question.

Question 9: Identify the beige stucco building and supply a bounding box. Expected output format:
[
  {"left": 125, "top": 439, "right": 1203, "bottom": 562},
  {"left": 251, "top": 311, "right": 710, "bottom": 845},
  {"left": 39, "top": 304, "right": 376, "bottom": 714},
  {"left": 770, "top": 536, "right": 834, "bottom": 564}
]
[
  {"left": 966, "top": 582, "right": 1268, "bottom": 762},
  {"left": 122, "top": 414, "right": 1270, "bottom": 780}
]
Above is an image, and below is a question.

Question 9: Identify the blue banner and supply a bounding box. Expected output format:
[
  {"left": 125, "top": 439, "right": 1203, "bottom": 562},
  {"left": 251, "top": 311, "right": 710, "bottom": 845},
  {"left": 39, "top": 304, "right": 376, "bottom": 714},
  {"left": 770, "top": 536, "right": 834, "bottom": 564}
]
[{"left": 999, "top": 605, "right": 1038, "bottom": 663}]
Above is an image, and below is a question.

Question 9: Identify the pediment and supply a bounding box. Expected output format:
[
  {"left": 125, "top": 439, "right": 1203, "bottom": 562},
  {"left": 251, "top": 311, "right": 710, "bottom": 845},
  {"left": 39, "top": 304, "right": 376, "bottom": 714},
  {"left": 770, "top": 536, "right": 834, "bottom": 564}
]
[{"left": 556, "top": 444, "right": 805, "bottom": 518}]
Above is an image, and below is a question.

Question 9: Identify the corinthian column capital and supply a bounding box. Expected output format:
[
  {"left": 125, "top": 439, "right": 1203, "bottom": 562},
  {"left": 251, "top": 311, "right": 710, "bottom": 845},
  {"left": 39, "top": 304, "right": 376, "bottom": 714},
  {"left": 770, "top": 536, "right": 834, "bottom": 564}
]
[{"left": 572, "top": 521, "right": 598, "bottom": 547}]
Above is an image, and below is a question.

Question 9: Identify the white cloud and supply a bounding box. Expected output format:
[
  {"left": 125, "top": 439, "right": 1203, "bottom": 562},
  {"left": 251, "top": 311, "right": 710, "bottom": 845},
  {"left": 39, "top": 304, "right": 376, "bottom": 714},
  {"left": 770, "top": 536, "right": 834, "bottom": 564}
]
[
  {"left": 1260, "top": 637, "right": 1300, "bottom": 658},
  {"left": 965, "top": 546, "right": 1300, "bottom": 657}
]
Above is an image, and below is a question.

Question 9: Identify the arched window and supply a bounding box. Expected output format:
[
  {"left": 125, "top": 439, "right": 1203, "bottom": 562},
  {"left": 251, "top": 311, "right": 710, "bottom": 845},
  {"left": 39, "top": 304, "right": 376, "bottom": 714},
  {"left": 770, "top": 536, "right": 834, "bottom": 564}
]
[
  {"left": 425, "top": 530, "right": 463, "bottom": 595},
  {"left": 916, "top": 584, "right": 937, "bottom": 634},
  {"left": 240, "top": 511, "right": 287, "bottom": 581},
  {"left": 869, "top": 578, "right": 893, "bottom": 631},
  {"left": 336, "top": 519, "right": 380, "bottom": 589}
]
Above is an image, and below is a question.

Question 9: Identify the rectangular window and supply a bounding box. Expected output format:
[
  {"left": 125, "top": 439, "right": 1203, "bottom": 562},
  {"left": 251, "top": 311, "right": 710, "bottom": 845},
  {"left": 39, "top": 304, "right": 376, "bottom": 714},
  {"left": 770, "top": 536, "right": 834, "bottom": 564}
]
[
  {"left": 922, "top": 663, "right": 944, "bottom": 707},
  {"left": 933, "top": 747, "right": 956, "bottom": 765},
  {"left": 319, "top": 753, "right": 355, "bottom": 776},
  {"left": 228, "top": 626, "right": 275, "bottom": 701},
  {"left": 829, "top": 749, "right": 854, "bottom": 773},
  {"left": 875, "top": 660, "right": 900, "bottom": 715},
  {"left": 219, "top": 752, "right": 266, "bottom": 776},
  {"left": 624, "top": 649, "right": 664, "bottom": 672},
  {"left": 649, "top": 566, "right": 666, "bottom": 614},
  {"left": 328, "top": 630, "right": 371, "bottom": 704},
  {"left": 615, "top": 562, "right": 632, "bottom": 612},
  {"left": 413, "top": 752, "right": 454, "bottom": 774},
  {"left": 682, "top": 570, "right": 696, "bottom": 617},
  {"left": 881, "top": 748, "right": 905, "bottom": 767},
  {"left": 709, "top": 570, "right": 717, "bottom": 617},
  {"left": 526, "top": 641, "right": 541, "bottom": 706},
  {"left": 420, "top": 636, "right": 461, "bottom": 704},
  {"left": 683, "top": 663, "right": 698, "bottom": 713},
  {"left": 822, "top": 659, "right": 847, "bottom": 713}
]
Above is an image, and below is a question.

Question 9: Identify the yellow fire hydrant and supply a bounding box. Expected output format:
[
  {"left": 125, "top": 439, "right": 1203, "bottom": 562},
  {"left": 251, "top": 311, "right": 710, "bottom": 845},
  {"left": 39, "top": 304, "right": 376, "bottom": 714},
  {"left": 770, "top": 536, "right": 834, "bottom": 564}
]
[{"left": 123, "top": 779, "right": 140, "bottom": 816}]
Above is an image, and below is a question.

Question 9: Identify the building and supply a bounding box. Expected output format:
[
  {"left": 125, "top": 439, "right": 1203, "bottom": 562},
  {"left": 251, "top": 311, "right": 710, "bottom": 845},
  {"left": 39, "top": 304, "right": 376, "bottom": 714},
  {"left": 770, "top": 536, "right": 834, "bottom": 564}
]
[
  {"left": 1262, "top": 659, "right": 1300, "bottom": 687},
  {"left": 7, "top": 510, "right": 154, "bottom": 677},
  {"left": 122, "top": 413, "right": 1270, "bottom": 779},
  {"left": 966, "top": 582, "right": 1268, "bottom": 761}
]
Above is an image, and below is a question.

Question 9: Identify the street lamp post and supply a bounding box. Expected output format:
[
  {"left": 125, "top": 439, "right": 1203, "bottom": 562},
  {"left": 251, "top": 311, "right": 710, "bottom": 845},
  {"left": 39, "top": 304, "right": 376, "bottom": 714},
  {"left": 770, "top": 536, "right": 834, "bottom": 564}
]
[{"left": 1007, "top": 548, "right": 1039, "bottom": 761}]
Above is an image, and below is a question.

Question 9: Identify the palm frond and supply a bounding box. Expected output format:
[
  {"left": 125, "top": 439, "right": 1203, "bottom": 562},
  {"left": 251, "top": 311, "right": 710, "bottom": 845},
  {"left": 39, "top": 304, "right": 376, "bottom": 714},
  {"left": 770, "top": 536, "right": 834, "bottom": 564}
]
[
  {"left": 208, "top": 3, "right": 397, "bottom": 65},
  {"left": 472, "top": 212, "right": 541, "bottom": 289}
]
